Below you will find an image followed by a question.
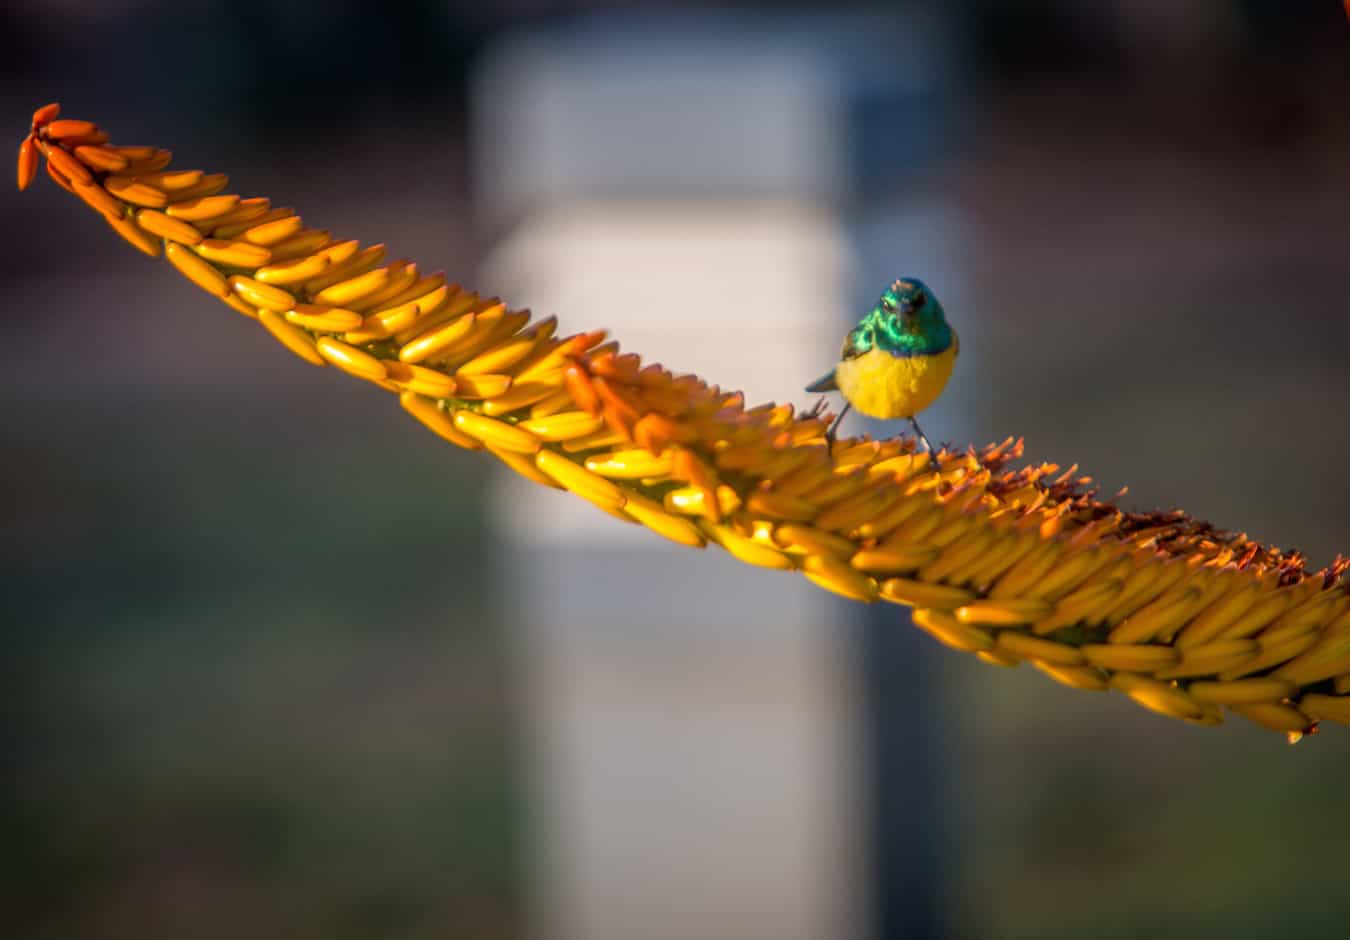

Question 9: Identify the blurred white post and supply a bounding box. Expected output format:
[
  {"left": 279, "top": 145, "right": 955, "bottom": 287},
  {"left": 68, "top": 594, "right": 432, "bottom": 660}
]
[{"left": 472, "top": 20, "right": 866, "bottom": 940}]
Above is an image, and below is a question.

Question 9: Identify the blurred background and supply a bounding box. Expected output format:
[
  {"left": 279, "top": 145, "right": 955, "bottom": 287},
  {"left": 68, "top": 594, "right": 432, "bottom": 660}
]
[{"left": 4, "top": 2, "right": 1350, "bottom": 938}]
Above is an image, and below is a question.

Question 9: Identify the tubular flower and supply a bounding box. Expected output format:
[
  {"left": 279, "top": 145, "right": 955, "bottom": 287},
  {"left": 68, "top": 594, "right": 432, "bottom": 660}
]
[{"left": 19, "top": 104, "right": 1350, "bottom": 741}]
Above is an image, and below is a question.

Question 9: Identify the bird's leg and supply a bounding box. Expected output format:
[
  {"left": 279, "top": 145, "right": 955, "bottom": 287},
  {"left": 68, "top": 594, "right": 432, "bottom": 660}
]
[
  {"left": 825, "top": 402, "right": 852, "bottom": 448},
  {"left": 908, "top": 416, "right": 941, "bottom": 473}
]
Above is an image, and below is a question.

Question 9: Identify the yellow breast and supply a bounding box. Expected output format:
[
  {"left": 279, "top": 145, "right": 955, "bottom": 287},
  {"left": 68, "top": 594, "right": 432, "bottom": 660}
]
[{"left": 834, "top": 342, "right": 957, "bottom": 420}]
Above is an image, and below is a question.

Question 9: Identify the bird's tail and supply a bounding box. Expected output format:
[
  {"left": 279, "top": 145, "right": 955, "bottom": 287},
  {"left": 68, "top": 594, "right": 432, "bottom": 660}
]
[{"left": 804, "top": 370, "right": 838, "bottom": 393}]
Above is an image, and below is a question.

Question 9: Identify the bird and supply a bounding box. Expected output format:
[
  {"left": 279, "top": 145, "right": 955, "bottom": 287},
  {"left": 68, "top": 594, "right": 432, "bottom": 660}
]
[{"left": 805, "top": 277, "right": 958, "bottom": 471}]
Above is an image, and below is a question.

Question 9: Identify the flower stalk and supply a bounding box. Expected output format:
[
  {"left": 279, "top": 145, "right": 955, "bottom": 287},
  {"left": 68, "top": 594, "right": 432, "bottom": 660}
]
[{"left": 20, "top": 103, "right": 1350, "bottom": 740}]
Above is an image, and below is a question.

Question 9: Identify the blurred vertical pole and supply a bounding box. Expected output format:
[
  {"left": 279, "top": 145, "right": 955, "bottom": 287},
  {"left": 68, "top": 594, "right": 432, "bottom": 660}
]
[
  {"left": 472, "top": 15, "right": 866, "bottom": 940},
  {"left": 842, "top": 9, "right": 966, "bottom": 939}
]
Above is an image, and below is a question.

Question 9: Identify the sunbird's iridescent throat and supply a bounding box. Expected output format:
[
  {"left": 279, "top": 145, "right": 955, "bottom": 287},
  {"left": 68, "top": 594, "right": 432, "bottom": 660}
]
[
  {"left": 806, "top": 278, "right": 958, "bottom": 470},
  {"left": 842, "top": 279, "right": 954, "bottom": 360}
]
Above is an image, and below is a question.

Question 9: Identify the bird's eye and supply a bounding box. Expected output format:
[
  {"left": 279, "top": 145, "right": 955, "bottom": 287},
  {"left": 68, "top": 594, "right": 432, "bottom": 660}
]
[{"left": 881, "top": 298, "right": 896, "bottom": 313}]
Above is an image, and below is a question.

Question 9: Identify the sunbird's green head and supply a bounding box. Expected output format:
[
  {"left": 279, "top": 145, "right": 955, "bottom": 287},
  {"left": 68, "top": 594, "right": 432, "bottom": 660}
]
[{"left": 841, "top": 278, "right": 953, "bottom": 360}]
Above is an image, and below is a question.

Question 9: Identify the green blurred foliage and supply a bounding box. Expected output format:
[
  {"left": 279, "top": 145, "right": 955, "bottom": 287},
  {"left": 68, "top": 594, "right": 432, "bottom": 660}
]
[{"left": 3, "top": 391, "right": 519, "bottom": 939}]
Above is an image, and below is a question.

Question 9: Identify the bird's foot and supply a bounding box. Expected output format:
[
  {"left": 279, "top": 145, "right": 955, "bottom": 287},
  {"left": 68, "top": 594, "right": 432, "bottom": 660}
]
[{"left": 803, "top": 396, "right": 829, "bottom": 421}]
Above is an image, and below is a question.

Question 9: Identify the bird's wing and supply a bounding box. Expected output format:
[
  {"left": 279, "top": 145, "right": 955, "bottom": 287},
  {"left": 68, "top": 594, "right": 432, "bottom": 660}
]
[{"left": 804, "top": 369, "right": 838, "bottom": 393}]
